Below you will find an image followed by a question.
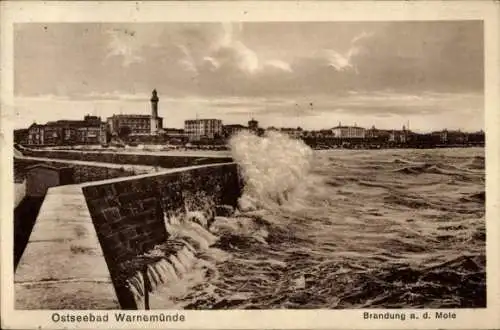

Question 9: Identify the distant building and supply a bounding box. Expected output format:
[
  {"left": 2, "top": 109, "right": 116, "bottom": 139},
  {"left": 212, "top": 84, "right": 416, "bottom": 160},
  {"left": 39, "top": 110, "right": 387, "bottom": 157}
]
[
  {"left": 223, "top": 124, "right": 247, "bottom": 138},
  {"left": 280, "top": 127, "right": 304, "bottom": 139},
  {"left": 365, "top": 126, "right": 392, "bottom": 140},
  {"left": 106, "top": 89, "right": 164, "bottom": 137},
  {"left": 411, "top": 132, "right": 441, "bottom": 145},
  {"left": 468, "top": 130, "right": 485, "bottom": 144},
  {"left": 162, "top": 128, "right": 185, "bottom": 136},
  {"left": 248, "top": 118, "right": 259, "bottom": 133},
  {"left": 331, "top": 123, "right": 366, "bottom": 138},
  {"left": 27, "top": 115, "right": 106, "bottom": 145},
  {"left": 184, "top": 119, "right": 223, "bottom": 141},
  {"left": 107, "top": 114, "right": 153, "bottom": 136},
  {"left": 266, "top": 126, "right": 280, "bottom": 133},
  {"left": 14, "top": 128, "right": 29, "bottom": 144},
  {"left": 389, "top": 126, "right": 412, "bottom": 143},
  {"left": 27, "top": 123, "right": 45, "bottom": 145},
  {"left": 436, "top": 129, "right": 468, "bottom": 144}
]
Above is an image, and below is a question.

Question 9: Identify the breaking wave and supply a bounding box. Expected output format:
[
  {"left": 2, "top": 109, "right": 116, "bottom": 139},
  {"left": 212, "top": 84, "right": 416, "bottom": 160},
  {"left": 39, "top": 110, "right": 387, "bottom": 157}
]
[{"left": 229, "top": 131, "right": 314, "bottom": 210}]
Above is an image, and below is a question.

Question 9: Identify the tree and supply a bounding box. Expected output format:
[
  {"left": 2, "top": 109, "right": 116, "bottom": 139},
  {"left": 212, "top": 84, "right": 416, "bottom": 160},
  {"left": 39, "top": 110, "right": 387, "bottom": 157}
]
[{"left": 118, "top": 126, "right": 132, "bottom": 140}]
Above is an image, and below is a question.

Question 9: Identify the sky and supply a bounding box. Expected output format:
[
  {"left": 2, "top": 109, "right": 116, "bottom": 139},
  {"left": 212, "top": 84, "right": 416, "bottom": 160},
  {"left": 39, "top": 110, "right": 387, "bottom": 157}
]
[{"left": 13, "top": 21, "right": 484, "bottom": 131}]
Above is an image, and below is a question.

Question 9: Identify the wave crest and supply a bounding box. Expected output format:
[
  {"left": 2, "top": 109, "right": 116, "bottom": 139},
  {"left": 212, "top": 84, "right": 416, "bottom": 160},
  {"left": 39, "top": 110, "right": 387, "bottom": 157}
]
[{"left": 229, "top": 131, "right": 313, "bottom": 210}]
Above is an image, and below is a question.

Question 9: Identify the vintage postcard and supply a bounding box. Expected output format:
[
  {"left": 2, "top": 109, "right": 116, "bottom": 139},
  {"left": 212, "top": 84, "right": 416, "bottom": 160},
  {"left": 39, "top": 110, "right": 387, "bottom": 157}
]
[{"left": 1, "top": 1, "right": 499, "bottom": 329}]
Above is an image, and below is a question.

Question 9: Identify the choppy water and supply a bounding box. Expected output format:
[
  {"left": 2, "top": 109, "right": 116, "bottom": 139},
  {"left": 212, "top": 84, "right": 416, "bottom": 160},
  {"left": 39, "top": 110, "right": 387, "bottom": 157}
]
[{"left": 130, "top": 132, "right": 486, "bottom": 309}]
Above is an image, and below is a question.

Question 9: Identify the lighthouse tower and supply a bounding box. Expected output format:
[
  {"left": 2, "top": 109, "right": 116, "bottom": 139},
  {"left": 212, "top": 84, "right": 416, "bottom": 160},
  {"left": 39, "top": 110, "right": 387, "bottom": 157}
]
[{"left": 150, "top": 89, "right": 159, "bottom": 135}]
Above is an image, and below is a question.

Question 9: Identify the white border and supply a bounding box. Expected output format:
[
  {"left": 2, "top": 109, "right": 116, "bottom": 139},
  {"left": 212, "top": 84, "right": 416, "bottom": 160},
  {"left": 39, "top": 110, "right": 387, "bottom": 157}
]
[{"left": 1, "top": 1, "right": 499, "bottom": 329}]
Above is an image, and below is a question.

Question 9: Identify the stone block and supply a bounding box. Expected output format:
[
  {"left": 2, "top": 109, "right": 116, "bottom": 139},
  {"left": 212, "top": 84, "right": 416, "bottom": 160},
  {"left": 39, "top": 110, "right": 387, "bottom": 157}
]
[
  {"left": 141, "top": 197, "right": 159, "bottom": 210},
  {"left": 101, "top": 207, "right": 122, "bottom": 223},
  {"left": 82, "top": 186, "right": 100, "bottom": 200},
  {"left": 88, "top": 198, "right": 110, "bottom": 213},
  {"left": 120, "top": 227, "right": 137, "bottom": 239},
  {"left": 114, "top": 181, "right": 132, "bottom": 195},
  {"left": 96, "top": 184, "right": 117, "bottom": 199},
  {"left": 97, "top": 223, "right": 113, "bottom": 237},
  {"left": 117, "top": 191, "right": 141, "bottom": 205},
  {"left": 91, "top": 212, "right": 107, "bottom": 227},
  {"left": 106, "top": 196, "right": 122, "bottom": 208}
]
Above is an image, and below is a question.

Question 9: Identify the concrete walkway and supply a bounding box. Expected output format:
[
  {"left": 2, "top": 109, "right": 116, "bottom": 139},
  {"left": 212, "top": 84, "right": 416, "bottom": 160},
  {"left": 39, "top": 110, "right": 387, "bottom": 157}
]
[{"left": 15, "top": 184, "right": 120, "bottom": 309}]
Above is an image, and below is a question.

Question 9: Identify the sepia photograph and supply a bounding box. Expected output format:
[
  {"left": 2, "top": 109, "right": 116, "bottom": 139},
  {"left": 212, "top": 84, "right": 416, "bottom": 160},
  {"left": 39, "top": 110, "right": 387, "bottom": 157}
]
[{"left": 1, "top": 1, "right": 499, "bottom": 329}]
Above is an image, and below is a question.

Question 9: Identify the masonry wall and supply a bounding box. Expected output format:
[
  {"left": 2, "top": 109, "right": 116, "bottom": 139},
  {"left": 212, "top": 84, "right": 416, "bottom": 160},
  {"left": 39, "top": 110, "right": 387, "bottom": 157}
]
[
  {"left": 19, "top": 148, "right": 233, "bottom": 169},
  {"left": 14, "top": 158, "right": 136, "bottom": 184},
  {"left": 81, "top": 163, "right": 241, "bottom": 309}
]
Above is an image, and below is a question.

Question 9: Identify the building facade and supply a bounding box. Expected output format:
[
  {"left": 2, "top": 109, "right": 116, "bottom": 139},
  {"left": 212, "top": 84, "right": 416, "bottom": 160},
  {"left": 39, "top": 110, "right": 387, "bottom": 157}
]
[
  {"left": 365, "top": 126, "right": 392, "bottom": 140},
  {"left": 27, "top": 115, "right": 106, "bottom": 145},
  {"left": 106, "top": 89, "right": 164, "bottom": 137},
  {"left": 280, "top": 127, "right": 304, "bottom": 138},
  {"left": 184, "top": 119, "right": 223, "bottom": 140},
  {"left": 223, "top": 124, "right": 247, "bottom": 138},
  {"left": 27, "top": 124, "right": 45, "bottom": 145},
  {"left": 248, "top": 119, "right": 259, "bottom": 133},
  {"left": 389, "top": 126, "right": 412, "bottom": 144},
  {"left": 436, "top": 129, "right": 469, "bottom": 144},
  {"left": 467, "top": 130, "right": 485, "bottom": 144},
  {"left": 14, "top": 129, "right": 29, "bottom": 144},
  {"left": 331, "top": 124, "right": 366, "bottom": 138},
  {"left": 107, "top": 115, "right": 153, "bottom": 136}
]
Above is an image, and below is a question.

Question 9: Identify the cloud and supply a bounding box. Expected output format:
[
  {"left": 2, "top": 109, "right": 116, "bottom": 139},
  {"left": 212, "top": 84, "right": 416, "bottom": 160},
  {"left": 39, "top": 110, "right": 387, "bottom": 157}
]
[
  {"left": 15, "top": 21, "right": 484, "bottom": 101},
  {"left": 351, "top": 31, "right": 374, "bottom": 45},
  {"left": 191, "top": 23, "right": 292, "bottom": 77},
  {"left": 105, "top": 28, "right": 145, "bottom": 66},
  {"left": 264, "top": 60, "right": 293, "bottom": 72},
  {"left": 323, "top": 50, "right": 354, "bottom": 71},
  {"left": 321, "top": 31, "right": 375, "bottom": 72},
  {"left": 202, "top": 56, "right": 220, "bottom": 71},
  {"left": 213, "top": 41, "right": 260, "bottom": 74}
]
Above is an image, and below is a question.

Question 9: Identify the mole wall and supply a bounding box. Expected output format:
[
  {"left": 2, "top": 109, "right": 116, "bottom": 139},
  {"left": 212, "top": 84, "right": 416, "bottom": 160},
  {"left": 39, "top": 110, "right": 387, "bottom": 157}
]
[
  {"left": 14, "top": 158, "right": 137, "bottom": 184},
  {"left": 81, "top": 163, "right": 242, "bottom": 309},
  {"left": 19, "top": 148, "right": 232, "bottom": 169},
  {"left": 15, "top": 163, "right": 242, "bottom": 309}
]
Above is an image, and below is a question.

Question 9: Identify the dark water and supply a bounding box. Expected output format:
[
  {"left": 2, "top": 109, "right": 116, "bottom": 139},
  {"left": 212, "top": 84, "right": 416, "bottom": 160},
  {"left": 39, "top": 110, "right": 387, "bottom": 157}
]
[{"left": 142, "top": 147, "right": 486, "bottom": 309}]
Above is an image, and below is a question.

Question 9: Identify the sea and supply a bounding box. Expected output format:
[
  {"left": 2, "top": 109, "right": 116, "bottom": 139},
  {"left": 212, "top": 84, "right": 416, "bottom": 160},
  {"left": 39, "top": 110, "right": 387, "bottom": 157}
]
[{"left": 130, "top": 132, "right": 486, "bottom": 309}]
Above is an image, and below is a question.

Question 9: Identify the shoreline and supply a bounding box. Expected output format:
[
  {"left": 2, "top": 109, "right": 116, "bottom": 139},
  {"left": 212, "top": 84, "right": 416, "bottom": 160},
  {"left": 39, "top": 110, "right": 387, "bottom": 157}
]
[{"left": 16, "top": 143, "right": 485, "bottom": 153}]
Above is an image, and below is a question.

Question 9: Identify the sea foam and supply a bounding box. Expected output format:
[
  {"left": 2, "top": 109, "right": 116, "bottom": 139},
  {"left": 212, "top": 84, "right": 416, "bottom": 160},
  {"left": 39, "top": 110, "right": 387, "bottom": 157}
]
[{"left": 229, "top": 131, "right": 313, "bottom": 210}]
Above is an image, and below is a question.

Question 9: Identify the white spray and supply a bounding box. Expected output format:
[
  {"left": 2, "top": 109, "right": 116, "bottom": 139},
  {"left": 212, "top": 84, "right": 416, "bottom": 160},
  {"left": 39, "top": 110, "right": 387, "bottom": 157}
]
[{"left": 229, "top": 130, "right": 314, "bottom": 210}]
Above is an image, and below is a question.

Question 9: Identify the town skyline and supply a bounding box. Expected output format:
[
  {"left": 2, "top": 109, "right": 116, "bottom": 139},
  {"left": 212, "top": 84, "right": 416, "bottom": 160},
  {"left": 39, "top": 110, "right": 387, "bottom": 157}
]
[{"left": 13, "top": 21, "right": 484, "bottom": 131}]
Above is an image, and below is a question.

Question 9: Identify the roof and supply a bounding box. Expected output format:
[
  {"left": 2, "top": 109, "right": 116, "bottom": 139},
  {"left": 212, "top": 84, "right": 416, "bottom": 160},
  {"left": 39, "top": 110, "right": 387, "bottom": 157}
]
[
  {"left": 185, "top": 118, "right": 222, "bottom": 122},
  {"left": 280, "top": 127, "right": 303, "bottom": 131},
  {"left": 44, "top": 119, "right": 102, "bottom": 128},
  {"left": 332, "top": 125, "right": 365, "bottom": 129},
  {"left": 163, "top": 128, "right": 184, "bottom": 131},
  {"left": 108, "top": 114, "right": 151, "bottom": 119}
]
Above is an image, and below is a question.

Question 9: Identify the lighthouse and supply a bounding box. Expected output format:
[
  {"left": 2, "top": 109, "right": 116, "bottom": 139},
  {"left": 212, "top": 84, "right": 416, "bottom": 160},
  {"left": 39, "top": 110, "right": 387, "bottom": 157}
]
[{"left": 150, "top": 89, "right": 160, "bottom": 135}]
